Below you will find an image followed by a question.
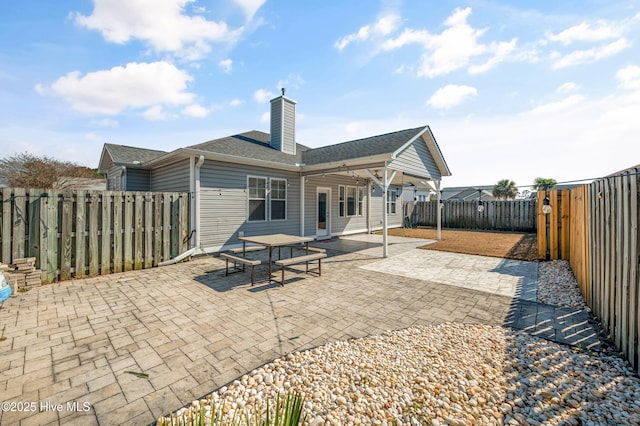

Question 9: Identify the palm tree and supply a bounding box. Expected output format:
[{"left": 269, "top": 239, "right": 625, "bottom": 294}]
[
  {"left": 532, "top": 177, "right": 557, "bottom": 191},
  {"left": 492, "top": 179, "right": 518, "bottom": 200}
]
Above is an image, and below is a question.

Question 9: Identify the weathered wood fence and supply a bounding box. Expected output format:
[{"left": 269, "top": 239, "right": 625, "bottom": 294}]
[
  {"left": 1, "top": 188, "right": 191, "bottom": 283},
  {"left": 406, "top": 200, "right": 537, "bottom": 232},
  {"left": 537, "top": 169, "right": 640, "bottom": 374}
]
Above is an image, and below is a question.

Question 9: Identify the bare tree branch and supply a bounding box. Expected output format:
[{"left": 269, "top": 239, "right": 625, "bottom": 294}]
[{"left": 0, "top": 152, "right": 102, "bottom": 188}]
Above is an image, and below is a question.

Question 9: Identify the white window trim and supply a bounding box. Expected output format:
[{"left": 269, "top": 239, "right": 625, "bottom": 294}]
[
  {"left": 247, "top": 175, "right": 267, "bottom": 222},
  {"left": 269, "top": 177, "right": 287, "bottom": 221},
  {"left": 339, "top": 184, "right": 363, "bottom": 217},
  {"left": 387, "top": 188, "right": 398, "bottom": 215}
]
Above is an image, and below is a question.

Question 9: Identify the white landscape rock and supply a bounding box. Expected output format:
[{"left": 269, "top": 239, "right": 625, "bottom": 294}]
[
  {"left": 161, "top": 323, "right": 640, "bottom": 425},
  {"left": 537, "top": 260, "right": 588, "bottom": 309},
  {"left": 159, "top": 261, "right": 640, "bottom": 425}
]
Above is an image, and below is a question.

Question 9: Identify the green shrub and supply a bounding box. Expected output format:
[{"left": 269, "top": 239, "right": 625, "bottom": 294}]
[{"left": 157, "top": 391, "right": 306, "bottom": 426}]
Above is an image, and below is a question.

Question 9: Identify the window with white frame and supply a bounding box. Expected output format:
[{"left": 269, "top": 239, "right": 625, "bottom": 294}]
[
  {"left": 358, "top": 187, "right": 365, "bottom": 216},
  {"left": 248, "top": 176, "right": 267, "bottom": 221},
  {"left": 339, "top": 185, "right": 363, "bottom": 217},
  {"left": 387, "top": 189, "right": 398, "bottom": 214},
  {"left": 270, "top": 178, "right": 287, "bottom": 220},
  {"left": 347, "top": 186, "right": 357, "bottom": 216},
  {"left": 339, "top": 185, "right": 345, "bottom": 217}
]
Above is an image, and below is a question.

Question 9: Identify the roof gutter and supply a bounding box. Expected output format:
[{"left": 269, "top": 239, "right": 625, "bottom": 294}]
[
  {"left": 299, "top": 153, "right": 392, "bottom": 173},
  {"left": 145, "top": 148, "right": 301, "bottom": 172},
  {"left": 193, "top": 155, "right": 205, "bottom": 252}
]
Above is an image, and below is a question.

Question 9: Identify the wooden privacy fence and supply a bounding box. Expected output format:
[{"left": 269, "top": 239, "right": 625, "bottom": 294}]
[
  {"left": 407, "top": 200, "right": 537, "bottom": 232},
  {"left": 1, "top": 188, "right": 190, "bottom": 283},
  {"left": 589, "top": 172, "right": 639, "bottom": 373},
  {"left": 536, "top": 190, "right": 571, "bottom": 261},
  {"left": 537, "top": 171, "right": 640, "bottom": 374}
]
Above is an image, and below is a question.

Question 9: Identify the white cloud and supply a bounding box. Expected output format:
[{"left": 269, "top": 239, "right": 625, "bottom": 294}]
[
  {"left": 551, "top": 38, "right": 631, "bottom": 69},
  {"left": 528, "top": 94, "right": 586, "bottom": 115},
  {"left": 547, "top": 20, "right": 623, "bottom": 45},
  {"left": 427, "top": 84, "right": 477, "bottom": 110},
  {"left": 557, "top": 82, "right": 580, "bottom": 94},
  {"left": 41, "top": 61, "right": 194, "bottom": 115},
  {"left": 277, "top": 74, "right": 305, "bottom": 92},
  {"left": 218, "top": 59, "right": 233, "bottom": 73},
  {"left": 345, "top": 121, "right": 368, "bottom": 134},
  {"left": 73, "top": 0, "right": 243, "bottom": 61},
  {"left": 91, "top": 118, "right": 119, "bottom": 127},
  {"left": 254, "top": 88, "right": 275, "bottom": 103},
  {"left": 143, "top": 105, "right": 171, "bottom": 121},
  {"left": 468, "top": 39, "right": 517, "bottom": 74},
  {"left": 229, "top": 98, "right": 244, "bottom": 107},
  {"left": 616, "top": 65, "right": 640, "bottom": 90},
  {"left": 233, "top": 0, "right": 266, "bottom": 20},
  {"left": 84, "top": 132, "right": 108, "bottom": 142},
  {"left": 260, "top": 111, "right": 270, "bottom": 123},
  {"left": 381, "top": 7, "right": 516, "bottom": 78},
  {"left": 182, "top": 104, "right": 209, "bottom": 118},
  {"left": 335, "top": 13, "right": 400, "bottom": 51}
]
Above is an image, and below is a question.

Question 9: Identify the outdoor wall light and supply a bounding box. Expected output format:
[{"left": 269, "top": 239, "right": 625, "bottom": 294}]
[
  {"left": 542, "top": 196, "right": 552, "bottom": 214},
  {"left": 477, "top": 189, "right": 484, "bottom": 213}
]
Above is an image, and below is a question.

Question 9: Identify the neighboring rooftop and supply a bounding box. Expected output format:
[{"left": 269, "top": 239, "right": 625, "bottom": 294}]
[{"left": 103, "top": 143, "right": 167, "bottom": 164}]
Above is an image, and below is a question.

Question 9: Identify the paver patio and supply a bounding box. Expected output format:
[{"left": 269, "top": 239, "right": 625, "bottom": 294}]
[{"left": 0, "top": 235, "right": 601, "bottom": 425}]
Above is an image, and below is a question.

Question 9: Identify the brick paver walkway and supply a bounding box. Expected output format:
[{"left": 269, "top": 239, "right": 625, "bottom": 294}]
[{"left": 0, "top": 236, "right": 601, "bottom": 425}]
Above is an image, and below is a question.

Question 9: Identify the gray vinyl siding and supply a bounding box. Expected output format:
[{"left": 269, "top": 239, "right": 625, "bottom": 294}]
[
  {"left": 150, "top": 159, "right": 190, "bottom": 192},
  {"left": 369, "top": 185, "right": 403, "bottom": 230},
  {"left": 388, "top": 138, "right": 441, "bottom": 180},
  {"left": 270, "top": 100, "right": 282, "bottom": 152},
  {"left": 126, "top": 169, "right": 150, "bottom": 191},
  {"left": 269, "top": 97, "right": 296, "bottom": 155},
  {"left": 282, "top": 101, "right": 296, "bottom": 155},
  {"left": 107, "top": 165, "right": 123, "bottom": 190},
  {"left": 303, "top": 175, "right": 370, "bottom": 237},
  {"left": 198, "top": 161, "right": 301, "bottom": 250}
]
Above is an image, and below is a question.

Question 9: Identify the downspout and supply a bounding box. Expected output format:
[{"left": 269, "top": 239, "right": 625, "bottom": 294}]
[
  {"left": 367, "top": 179, "right": 372, "bottom": 234},
  {"left": 436, "top": 179, "right": 442, "bottom": 241},
  {"left": 300, "top": 174, "right": 305, "bottom": 236},
  {"left": 120, "top": 166, "right": 126, "bottom": 190},
  {"left": 194, "top": 155, "right": 205, "bottom": 252}
]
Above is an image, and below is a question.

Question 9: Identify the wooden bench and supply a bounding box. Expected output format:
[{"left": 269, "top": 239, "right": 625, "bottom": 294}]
[
  {"left": 281, "top": 244, "right": 326, "bottom": 258},
  {"left": 220, "top": 253, "right": 261, "bottom": 286},
  {"left": 228, "top": 245, "right": 266, "bottom": 254},
  {"left": 273, "top": 252, "right": 327, "bottom": 286}
]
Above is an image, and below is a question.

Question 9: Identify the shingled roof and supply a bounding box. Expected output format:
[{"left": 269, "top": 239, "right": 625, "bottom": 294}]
[
  {"left": 187, "top": 130, "right": 310, "bottom": 166},
  {"left": 301, "top": 127, "right": 426, "bottom": 165},
  {"left": 103, "top": 143, "right": 167, "bottom": 164}
]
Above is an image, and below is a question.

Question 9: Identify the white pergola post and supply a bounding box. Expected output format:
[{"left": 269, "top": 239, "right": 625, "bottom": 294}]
[
  {"left": 366, "top": 166, "right": 395, "bottom": 258},
  {"left": 435, "top": 179, "right": 442, "bottom": 241},
  {"left": 382, "top": 167, "right": 388, "bottom": 258}
]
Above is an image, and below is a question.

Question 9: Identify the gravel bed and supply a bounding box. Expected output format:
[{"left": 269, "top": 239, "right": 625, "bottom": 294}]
[
  {"left": 162, "top": 323, "right": 640, "bottom": 425},
  {"left": 537, "top": 260, "right": 588, "bottom": 309},
  {"left": 161, "top": 261, "right": 640, "bottom": 425}
]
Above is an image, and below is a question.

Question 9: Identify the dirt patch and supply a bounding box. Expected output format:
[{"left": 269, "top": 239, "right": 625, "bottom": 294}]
[{"left": 385, "top": 228, "right": 539, "bottom": 261}]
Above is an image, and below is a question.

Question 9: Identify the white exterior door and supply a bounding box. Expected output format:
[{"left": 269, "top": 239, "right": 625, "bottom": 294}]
[{"left": 316, "top": 188, "right": 330, "bottom": 238}]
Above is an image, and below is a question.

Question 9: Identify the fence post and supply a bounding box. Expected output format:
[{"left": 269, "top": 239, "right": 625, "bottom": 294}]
[{"left": 75, "top": 189, "right": 87, "bottom": 278}]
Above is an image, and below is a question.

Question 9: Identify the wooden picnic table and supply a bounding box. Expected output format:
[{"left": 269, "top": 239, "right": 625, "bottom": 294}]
[{"left": 238, "top": 234, "right": 314, "bottom": 282}]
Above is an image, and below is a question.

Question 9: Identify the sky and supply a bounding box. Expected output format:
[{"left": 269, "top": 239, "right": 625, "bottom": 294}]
[{"left": 1, "top": 0, "right": 640, "bottom": 190}]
